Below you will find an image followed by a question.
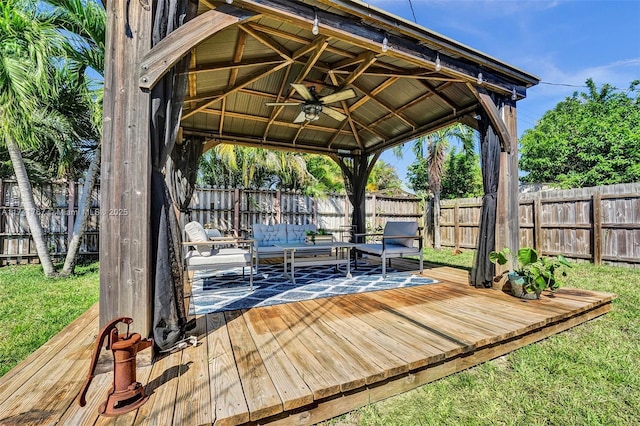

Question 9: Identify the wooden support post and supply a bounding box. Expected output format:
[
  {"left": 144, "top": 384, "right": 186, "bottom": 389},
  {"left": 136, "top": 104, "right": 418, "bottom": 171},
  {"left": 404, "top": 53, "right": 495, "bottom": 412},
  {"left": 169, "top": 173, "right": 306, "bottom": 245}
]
[
  {"left": 100, "top": 2, "right": 153, "bottom": 334},
  {"left": 496, "top": 100, "right": 519, "bottom": 258},
  {"left": 593, "top": 191, "right": 603, "bottom": 265}
]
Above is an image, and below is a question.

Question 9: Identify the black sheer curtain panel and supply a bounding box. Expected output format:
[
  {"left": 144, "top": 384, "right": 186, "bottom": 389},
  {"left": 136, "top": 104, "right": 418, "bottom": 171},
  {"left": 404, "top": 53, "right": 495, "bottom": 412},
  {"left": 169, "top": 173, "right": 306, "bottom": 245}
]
[
  {"left": 471, "top": 112, "right": 501, "bottom": 288},
  {"left": 150, "top": 0, "right": 199, "bottom": 351}
]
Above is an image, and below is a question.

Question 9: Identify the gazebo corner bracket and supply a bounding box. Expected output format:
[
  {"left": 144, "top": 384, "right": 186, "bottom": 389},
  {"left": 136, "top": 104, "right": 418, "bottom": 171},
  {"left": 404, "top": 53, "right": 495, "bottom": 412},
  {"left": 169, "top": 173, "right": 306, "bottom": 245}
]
[
  {"left": 138, "top": 7, "right": 257, "bottom": 91},
  {"left": 466, "top": 83, "right": 513, "bottom": 154}
]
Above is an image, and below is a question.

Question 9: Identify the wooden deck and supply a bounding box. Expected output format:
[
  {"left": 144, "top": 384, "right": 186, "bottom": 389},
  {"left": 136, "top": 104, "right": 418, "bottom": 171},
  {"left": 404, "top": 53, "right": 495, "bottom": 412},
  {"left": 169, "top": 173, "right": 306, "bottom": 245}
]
[{"left": 0, "top": 261, "right": 615, "bottom": 425}]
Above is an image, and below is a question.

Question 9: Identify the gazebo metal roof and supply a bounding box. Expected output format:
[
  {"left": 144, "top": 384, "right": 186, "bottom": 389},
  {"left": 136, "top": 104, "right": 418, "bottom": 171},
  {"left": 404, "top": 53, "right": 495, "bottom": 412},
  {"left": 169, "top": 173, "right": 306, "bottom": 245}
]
[{"left": 164, "top": 0, "right": 539, "bottom": 156}]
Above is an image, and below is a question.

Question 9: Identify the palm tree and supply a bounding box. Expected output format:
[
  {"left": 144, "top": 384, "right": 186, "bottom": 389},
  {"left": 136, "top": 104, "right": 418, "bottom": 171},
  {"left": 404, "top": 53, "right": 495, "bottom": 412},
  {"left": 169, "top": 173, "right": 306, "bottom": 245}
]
[
  {"left": 199, "top": 145, "right": 312, "bottom": 191},
  {"left": 0, "top": 0, "right": 64, "bottom": 276},
  {"left": 40, "top": 0, "right": 106, "bottom": 275},
  {"left": 394, "top": 124, "right": 476, "bottom": 248}
]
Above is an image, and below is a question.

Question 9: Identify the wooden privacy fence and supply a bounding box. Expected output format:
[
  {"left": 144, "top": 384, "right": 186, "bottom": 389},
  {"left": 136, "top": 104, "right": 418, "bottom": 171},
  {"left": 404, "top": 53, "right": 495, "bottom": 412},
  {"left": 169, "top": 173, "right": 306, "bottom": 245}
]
[
  {"left": 0, "top": 179, "right": 100, "bottom": 265},
  {"left": 185, "top": 188, "right": 423, "bottom": 238},
  {"left": 0, "top": 180, "right": 422, "bottom": 265},
  {"left": 440, "top": 182, "right": 640, "bottom": 267}
]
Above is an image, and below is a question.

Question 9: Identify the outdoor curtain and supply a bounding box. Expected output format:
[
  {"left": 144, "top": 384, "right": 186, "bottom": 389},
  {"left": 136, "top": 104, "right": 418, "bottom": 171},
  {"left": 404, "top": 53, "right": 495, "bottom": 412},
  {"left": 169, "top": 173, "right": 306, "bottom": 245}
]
[
  {"left": 471, "top": 112, "right": 501, "bottom": 288},
  {"left": 150, "top": 0, "right": 199, "bottom": 351}
]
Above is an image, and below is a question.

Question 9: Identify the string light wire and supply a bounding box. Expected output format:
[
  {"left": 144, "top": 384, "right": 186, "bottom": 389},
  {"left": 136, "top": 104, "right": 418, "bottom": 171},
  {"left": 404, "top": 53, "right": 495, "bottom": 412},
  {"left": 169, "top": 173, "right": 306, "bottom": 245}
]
[{"left": 408, "top": 0, "right": 418, "bottom": 23}]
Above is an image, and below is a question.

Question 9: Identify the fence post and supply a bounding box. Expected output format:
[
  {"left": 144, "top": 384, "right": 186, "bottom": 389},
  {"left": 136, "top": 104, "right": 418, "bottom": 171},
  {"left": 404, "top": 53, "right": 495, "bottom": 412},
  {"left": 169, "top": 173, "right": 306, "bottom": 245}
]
[
  {"left": 67, "top": 181, "right": 76, "bottom": 244},
  {"left": 234, "top": 188, "right": 240, "bottom": 237},
  {"left": 371, "top": 193, "right": 377, "bottom": 229},
  {"left": 593, "top": 191, "right": 603, "bottom": 265},
  {"left": 454, "top": 201, "right": 460, "bottom": 251},
  {"left": 344, "top": 195, "right": 349, "bottom": 226},
  {"left": 275, "top": 189, "right": 281, "bottom": 224},
  {"left": 533, "top": 195, "right": 542, "bottom": 254}
]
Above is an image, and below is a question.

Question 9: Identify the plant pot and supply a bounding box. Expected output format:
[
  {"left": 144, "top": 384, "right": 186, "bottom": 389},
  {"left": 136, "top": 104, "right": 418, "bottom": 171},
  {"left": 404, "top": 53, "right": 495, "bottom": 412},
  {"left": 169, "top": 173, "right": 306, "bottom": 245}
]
[
  {"left": 508, "top": 273, "right": 541, "bottom": 300},
  {"left": 305, "top": 235, "right": 333, "bottom": 245}
]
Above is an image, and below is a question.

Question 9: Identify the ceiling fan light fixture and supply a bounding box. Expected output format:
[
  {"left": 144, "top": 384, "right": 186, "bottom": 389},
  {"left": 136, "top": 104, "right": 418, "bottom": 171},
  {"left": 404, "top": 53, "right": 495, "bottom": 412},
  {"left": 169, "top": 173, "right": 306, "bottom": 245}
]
[{"left": 303, "top": 103, "right": 322, "bottom": 121}]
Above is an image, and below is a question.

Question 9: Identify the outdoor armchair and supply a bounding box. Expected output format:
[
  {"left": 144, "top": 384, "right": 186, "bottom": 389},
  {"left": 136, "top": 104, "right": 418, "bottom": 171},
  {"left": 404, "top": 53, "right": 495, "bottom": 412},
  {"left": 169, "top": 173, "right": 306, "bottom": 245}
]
[
  {"left": 183, "top": 221, "right": 255, "bottom": 290},
  {"left": 354, "top": 221, "right": 424, "bottom": 277}
]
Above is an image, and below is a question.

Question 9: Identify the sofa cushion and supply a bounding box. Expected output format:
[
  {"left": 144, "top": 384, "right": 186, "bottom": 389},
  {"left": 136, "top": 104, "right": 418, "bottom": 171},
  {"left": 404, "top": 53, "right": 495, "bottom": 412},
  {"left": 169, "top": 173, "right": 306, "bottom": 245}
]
[
  {"left": 252, "top": 224, "right": 287, "bottom": 247},
  {"left": 383, "top": 221, "right": 418, "bottom": 248},
  {"left": 286, "top": 223, "right": 317, "bottom": 244},
  {"left": 184, "top": 248, "right": 251, "bottom": 268},
  {"left": 185, "top": 221, "right": 218, "bottom": 256}
]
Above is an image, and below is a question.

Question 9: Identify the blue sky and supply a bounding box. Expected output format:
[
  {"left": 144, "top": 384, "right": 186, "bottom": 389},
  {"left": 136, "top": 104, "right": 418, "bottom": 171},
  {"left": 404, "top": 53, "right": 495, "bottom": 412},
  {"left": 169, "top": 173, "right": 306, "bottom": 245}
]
[{"left": 367, "top": 0, "right": 640, "bottom": 187}]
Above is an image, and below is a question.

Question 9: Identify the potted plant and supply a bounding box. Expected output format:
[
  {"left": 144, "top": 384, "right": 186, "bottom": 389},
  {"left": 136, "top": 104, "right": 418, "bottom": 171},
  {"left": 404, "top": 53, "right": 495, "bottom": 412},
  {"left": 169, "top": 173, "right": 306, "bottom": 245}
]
[
  {"left": 305, "top": 228, "right": 332, "bottom": 244},
  {"left": 489, "top": 247, "right": 571, "bottom": 299}
]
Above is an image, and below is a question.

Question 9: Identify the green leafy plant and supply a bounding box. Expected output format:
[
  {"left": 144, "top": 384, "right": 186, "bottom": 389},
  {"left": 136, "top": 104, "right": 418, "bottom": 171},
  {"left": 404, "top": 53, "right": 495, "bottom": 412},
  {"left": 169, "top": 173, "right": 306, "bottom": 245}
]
[
  {"left": 489, "top": 247, "right": 572, "bottom": 297},
  {"left": 305, "top": 228, "right": 330, "bottom": 244}
]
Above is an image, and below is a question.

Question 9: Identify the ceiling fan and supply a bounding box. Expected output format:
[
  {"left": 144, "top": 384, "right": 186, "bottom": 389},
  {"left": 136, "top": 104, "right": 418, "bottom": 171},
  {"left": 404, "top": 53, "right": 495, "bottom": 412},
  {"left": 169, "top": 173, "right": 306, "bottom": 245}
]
[{"left": 266, "top": 83, "right": 356, "bottom": 123}]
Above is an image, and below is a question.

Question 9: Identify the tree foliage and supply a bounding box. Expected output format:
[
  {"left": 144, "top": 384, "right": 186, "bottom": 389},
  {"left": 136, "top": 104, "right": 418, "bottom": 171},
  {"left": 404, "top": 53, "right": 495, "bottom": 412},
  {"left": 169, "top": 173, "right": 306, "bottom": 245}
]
[
  {"left": 366, "top": 160, "right": 402, "bottom": 194},
  {"left": 441, "top": 148, "right": 483, "bottom": 199},
  {"left": 520, "top": 79, "right": 640, "bottom": 188}
]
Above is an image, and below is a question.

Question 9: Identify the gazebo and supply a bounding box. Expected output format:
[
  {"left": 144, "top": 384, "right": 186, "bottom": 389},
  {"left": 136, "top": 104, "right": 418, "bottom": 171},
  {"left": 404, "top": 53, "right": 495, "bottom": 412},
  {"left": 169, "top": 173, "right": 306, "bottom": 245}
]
[{"left": 100, "top": 0, "right": 539, "bottom": 345}]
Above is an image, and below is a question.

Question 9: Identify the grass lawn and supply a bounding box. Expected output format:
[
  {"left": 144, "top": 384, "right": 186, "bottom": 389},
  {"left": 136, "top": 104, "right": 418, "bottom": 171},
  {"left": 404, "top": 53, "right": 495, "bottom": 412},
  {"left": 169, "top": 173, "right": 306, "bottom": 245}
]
[
  {"left": 1, "top": 252, "right": 639, "bottom": 425},
  {"left": 0, "top": 263, "right": 99, "bottom": 377}
]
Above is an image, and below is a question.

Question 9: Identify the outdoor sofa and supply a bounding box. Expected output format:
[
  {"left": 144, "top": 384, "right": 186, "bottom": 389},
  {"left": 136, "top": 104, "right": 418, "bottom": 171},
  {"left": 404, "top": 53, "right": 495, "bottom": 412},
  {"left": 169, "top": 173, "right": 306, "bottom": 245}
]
[{"left": 251, "top": 223, "right": 332, "bottom": 271}]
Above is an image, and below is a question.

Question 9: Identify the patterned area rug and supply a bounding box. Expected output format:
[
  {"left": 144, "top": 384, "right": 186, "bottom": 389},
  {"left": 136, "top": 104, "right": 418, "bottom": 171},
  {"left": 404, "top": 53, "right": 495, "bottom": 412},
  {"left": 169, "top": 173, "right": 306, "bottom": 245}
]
[{"left": 190, "top": 262, "right": 439, "bottom": 315}]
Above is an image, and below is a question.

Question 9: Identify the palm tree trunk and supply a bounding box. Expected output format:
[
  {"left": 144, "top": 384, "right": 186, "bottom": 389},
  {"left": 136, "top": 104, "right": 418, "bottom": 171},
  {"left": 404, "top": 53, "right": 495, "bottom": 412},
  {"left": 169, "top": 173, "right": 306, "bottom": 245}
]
[
  {"left": 61, "top": 145, "right": 101, "bottom": 276},
  {"left": 433, "top": 191, "right": 441, "bottom": 249},
  {"left": 6, "top": 136, "right": 57, "bottom": 277}
]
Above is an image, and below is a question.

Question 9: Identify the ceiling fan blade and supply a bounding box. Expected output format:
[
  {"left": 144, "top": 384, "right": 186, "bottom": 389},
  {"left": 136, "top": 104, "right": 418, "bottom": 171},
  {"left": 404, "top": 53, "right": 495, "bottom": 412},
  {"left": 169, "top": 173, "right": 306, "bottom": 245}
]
[
  {"left": 322, "top": 106, "right": 348, "bottom": 122},
  {"left": 290, "top": 83, "right": 315, "bottom": 101},
  {"left": 319, "top": 88, "right": 356, "bottom": 104},
  {"left": 265, "top": 102, "right": 300, "bottom": 106},
  {"left": 293, "top": 110, "right": 307, "bottom": 123}
]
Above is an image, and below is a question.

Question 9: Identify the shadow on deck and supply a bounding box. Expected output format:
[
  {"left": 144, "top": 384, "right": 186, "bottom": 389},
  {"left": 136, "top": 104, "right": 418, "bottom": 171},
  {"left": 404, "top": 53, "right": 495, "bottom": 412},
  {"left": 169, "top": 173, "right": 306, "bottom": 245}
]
[{"left": 0, "top": 260, "right": 616, "bottom": 425}]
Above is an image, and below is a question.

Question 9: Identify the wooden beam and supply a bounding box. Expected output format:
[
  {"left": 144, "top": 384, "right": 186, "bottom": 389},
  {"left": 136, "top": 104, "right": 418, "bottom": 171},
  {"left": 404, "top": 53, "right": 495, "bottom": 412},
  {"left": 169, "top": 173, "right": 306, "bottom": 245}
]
[
  {"left": 328, "top": 72, "right": 365, "bottom": 151},
  {"left": 238, "top": 23, "right": 292, "bottom": 61},
  {"left": 466, "top": 83, "right": 512, "bottom": 153},
  {"left": 229, "top": 30, "right": 248, "bottom": 87},
  {"left": 351, "top": 81, "right": 418, "bottom": 129},
  {"left": 245, "top": 22, "right": 357, "bottom": 61},
  {"left": 293, "top": 35, "right": 329, "bottom": 60},
  {"left": 198, "top": 108, "right": 353, "bottom": 135},
  {"left": 368, "top": 104, "right": 478, "bottom": 153},
  {"left": 191, "top": 56, "right": 282, "bottom": 75},
  {"left": 185, "top": 129, "right": 354, "bottom": 156},
  {"left": 182, "top": 60, "right": 292, "bottom": 120},
  {"left": 339, "top": 52, "right": 377, "bottom": 89},
  {"left": 139, "top": 7, "right": 257, "bottom": 90}
]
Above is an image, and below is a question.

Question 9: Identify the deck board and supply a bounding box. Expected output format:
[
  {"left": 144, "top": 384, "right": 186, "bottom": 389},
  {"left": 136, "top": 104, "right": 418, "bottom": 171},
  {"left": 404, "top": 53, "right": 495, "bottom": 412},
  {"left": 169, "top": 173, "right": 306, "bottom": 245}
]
[{"left": 0, "top": 262, "right": 615, "bottom": 426}]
